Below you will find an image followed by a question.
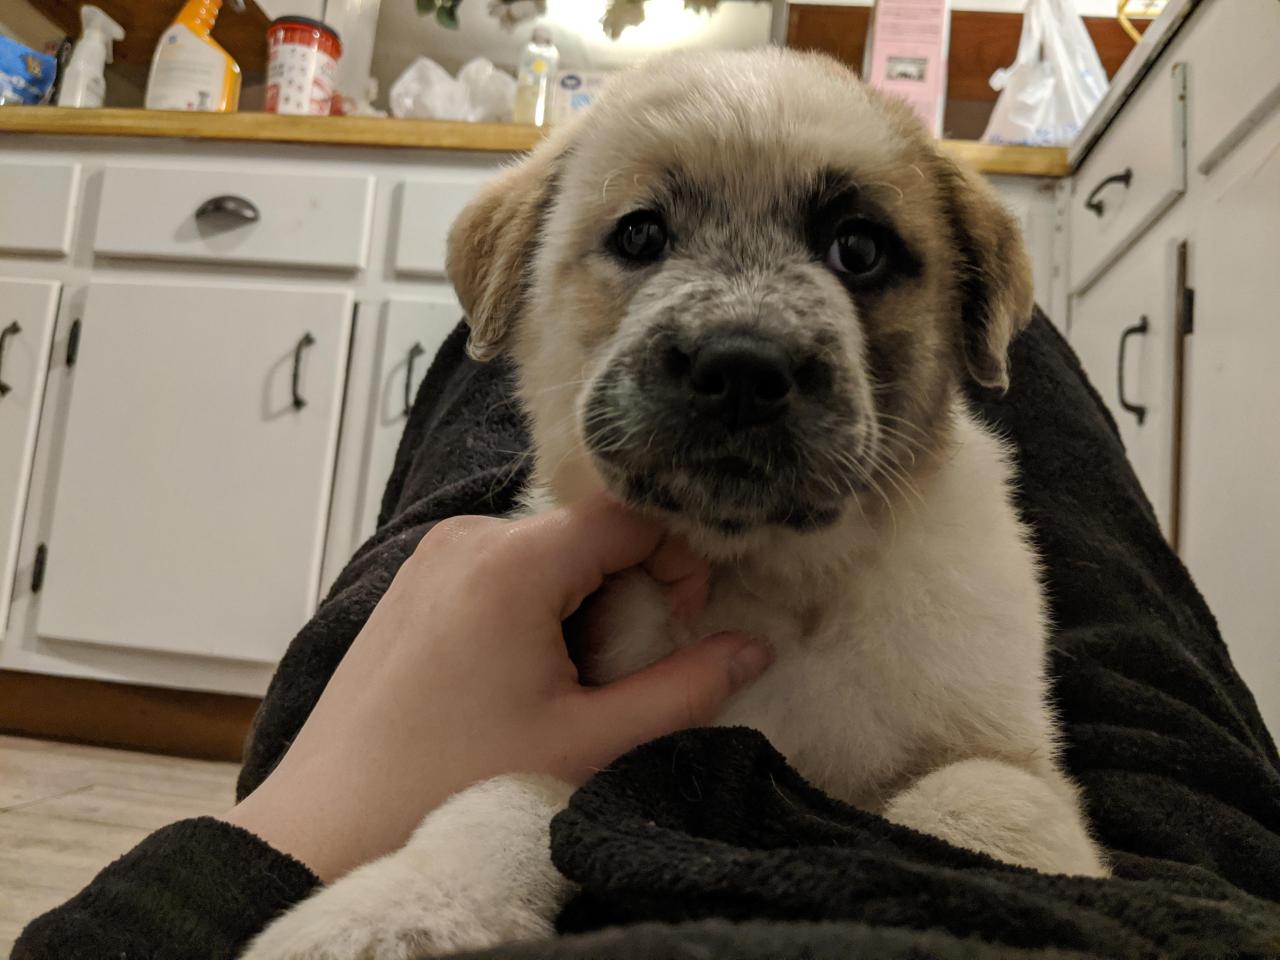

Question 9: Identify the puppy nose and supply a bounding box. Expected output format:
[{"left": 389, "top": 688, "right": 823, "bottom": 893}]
[{"left": 685, "top": 336, "right": 794, "bottom": 429}]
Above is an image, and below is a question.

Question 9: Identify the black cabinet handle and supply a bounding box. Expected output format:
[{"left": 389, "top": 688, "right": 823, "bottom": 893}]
[
  {"left": 403, "top": 342, "right": 425, "bottom": 417},
  {"left": 1117, "top": 315, "right": 1149, "bottom": 425},
  {"left": 0, "top": 320, "right": 19, "bottom": 397},
  {"left": 1084, "top": 168, "right": 1133, "bottom": 217},
  {"left": 292, "top": 332, "right": 315, "bottom": 410},
  {"left": 195, "top": 194, "right": 260, "bottom": 223}
]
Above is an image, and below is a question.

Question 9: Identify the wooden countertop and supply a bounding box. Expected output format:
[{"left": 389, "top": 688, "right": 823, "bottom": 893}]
[{"left": 0, "top": 108, "right": 1068, "bottom": 177}]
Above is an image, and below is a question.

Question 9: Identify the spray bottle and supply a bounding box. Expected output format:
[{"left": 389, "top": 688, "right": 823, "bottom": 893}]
[
  {"left": 145, "top": 0, "right": 242, "bottom": 112},
  {"left": 55, "top": 5, "right": 125, "bottom": 108}
]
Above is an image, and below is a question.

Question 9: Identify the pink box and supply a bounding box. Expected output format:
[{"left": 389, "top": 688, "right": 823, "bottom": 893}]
[{"left": 863, "top": 0, "right": 951, "bottom": 137}]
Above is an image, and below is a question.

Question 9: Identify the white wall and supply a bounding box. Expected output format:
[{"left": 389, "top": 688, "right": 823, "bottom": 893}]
[
  {"left": 791, "top": 0, "right": 1123, "bottom": 16},
  {"left": 370, "top": 0, "right": 773, "bottom": 102}
]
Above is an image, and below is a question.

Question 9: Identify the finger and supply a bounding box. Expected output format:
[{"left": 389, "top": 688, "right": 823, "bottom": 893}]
[
  {"left": 642, "top": 534, "right": 703, "bottom": 585},
  {"left": 644, "top": 534, "right": 711, "bottom": 626},
  {"left": 498, "top": 493, "right": 667, "bottom": 618},
  {"left": 574, "top": 632, "right": 773, "bottom": 764}
]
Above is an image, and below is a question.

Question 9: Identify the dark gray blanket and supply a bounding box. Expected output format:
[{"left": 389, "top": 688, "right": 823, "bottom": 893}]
[{"left": 239, "top": 310, "right": 1280, "bottom": 959}]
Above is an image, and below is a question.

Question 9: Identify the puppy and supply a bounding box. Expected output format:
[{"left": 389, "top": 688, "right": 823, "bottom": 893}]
[{"left": 243, "top": 47, "right": 1107, "bottom": 960}]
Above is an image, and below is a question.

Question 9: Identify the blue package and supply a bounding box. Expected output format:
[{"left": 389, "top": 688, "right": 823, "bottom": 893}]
[{"left": 0, "top": 35, "right": 57, "bottom": 105}]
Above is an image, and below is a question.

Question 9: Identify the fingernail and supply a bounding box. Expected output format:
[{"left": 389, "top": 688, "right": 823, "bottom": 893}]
[{"left": 727, "top": 637, "right": 774, "bottom": 692}]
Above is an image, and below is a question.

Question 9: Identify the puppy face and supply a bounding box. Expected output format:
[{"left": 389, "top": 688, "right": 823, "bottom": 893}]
[{"left": 448, "top": 49, "right": 1031, "bottom": 544}]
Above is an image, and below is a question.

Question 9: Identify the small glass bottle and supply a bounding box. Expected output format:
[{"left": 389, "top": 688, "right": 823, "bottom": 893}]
[{"left": 513, "top": 26, "right": 559, "bottom": 127}]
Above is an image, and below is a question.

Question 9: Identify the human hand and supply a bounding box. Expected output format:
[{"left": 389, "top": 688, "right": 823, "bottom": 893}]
[{"left": 223, "top": 494, "right": 772, "bottom": 882}]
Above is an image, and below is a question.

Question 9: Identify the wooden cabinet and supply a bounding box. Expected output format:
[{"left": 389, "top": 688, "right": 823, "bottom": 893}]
[
  {"left": 30, "top": 281, "right": 351, "bottom": 666},
  {"left": 0, "top": 280, "right": 59, "bottom": 639}
]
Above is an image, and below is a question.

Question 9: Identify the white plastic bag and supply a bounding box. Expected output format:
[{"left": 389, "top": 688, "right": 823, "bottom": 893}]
[
  {"left": 456, "top": 58, "right": 518, "bottom": 123},
  {"left": 389, "top": 57, "right": 516, "bottom": 122},
  {"left": 982, "top": 0, "right": 1109, "bottom": 147}
]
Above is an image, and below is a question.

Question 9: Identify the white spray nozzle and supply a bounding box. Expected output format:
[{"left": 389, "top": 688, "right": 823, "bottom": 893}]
[{"left": 80, "top": 5, "right": 125, "bottom": 63}]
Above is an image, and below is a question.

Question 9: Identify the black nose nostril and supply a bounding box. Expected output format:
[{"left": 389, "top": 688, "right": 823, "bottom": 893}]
[
  {"left": 682, "top": 336, "right": 796, "bottom": 429},
  {"left": 691, "top": 365, "right": 729, "bottom": 399},
  {"left": 753, "top": 368, "right": 791, "bottom": 404},
  {"left": 663, "top": 344, "right": 692, "bottom": 383}
]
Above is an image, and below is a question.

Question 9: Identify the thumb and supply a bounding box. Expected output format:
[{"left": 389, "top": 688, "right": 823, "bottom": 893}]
[{"left": 580, "top": 633, "right": 773, "bottom": 762}]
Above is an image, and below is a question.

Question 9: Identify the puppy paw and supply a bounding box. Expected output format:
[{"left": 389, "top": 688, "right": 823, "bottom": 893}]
[
  {"left": 885, "top": 759, "right": 1110, "bottom": 878},
  {"left": 576, "top": 568, "right": 683, "bottom": 683},
  {"left": 240, "top": 774, "right": 576, "bottom": 960}
]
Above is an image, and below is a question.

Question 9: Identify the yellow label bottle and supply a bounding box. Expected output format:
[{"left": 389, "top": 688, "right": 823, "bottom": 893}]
[{"left": 145, "top": 0, "right": 241, "bottom": 112}]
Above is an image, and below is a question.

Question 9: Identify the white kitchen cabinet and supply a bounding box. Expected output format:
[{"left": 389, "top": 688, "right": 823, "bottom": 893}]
[
  {"left": 30, "top": 280, "right": 351, "bottom": 666},
  {"left": 1063, "top": 0, "right": 1280, "bottom": 734},
  {"left": 1069, "top": 223, "right": 1186, "bottom": 534},
  {"left": 1180, "top": 112, "right": 1280, "bottom": 738},
  {"left": 0, "top": 279, "right": 59, "bottom": 638},
  {"left": 322, "top": 297, "right": 462, "bottom": 592}
]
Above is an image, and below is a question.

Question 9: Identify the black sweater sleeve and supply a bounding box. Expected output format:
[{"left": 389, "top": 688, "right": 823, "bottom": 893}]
[
  {"left": 13, "top": 324, "right": 529, "bottom": 957},
  {"left": 12, "top": 818, "right": 319, "bottom": 959}
]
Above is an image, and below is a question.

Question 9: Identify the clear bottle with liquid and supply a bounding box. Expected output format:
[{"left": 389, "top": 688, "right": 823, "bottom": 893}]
[{"left": 512, "top": 26, "right": 558, "bottom": 127}]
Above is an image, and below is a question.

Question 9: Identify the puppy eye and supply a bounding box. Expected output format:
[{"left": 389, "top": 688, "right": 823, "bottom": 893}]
[
  {"left": 825, "top": 222, "right": 885, "bottom": 280},
  {"left": 612, "top": 210, "right": 668, "bottom": 264}
]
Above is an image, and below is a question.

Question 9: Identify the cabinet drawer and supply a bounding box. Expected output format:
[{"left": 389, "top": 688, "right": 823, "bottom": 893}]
[
  {"left": 94, "top": 165, "right": 374, "bottom": 271},
  {"left": 0, "top": 162, "right": 79, "bottom": 256},
  {"left": 1069, "top": 228, "right": 1182, "bottom": 533},
  {"left": 393, "top": 177, "right": 489, "bottom": 277},
  {"left": 1182, "top": 0, "right": 1280, "bottom": 174},
  {"left": 1070, "top": 61, "right": 1186, "bottom": 295}
]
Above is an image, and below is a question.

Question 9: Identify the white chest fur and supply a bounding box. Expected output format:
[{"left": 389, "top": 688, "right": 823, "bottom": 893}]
[{"left": 557, "top": 404, "right": 1060, "bottom": 811}]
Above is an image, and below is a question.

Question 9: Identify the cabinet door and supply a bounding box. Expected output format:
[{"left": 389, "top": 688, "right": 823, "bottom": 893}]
[
  {"left": 1069, "top": 230, "right": 1181, "bottom": 532},
  {"left": 35, "top": 281, "right": 351, "bottom": 664},
  {"left": 0, "top": 280, "right": 59, "bottom": 636},
  {"left": 361, "top": 299, "right": 460, "bottom": 534},
  {"left": 322, "top": 298, "right": 460, "bottom": 592},
  {"left": 1182, "top": 128, "right": 1280, "bottom": 737}
]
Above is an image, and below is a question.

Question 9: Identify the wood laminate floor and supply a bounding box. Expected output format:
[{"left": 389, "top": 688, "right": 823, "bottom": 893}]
[{"left": 0, "top": 734, "right": 239, "bottom": 952}]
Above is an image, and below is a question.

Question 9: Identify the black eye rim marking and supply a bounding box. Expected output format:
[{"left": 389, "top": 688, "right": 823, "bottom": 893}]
[
  {"left": 805, "top": 171, "right": 923, "bottom": 291},
  {"left": 610, "top": 208, "right": 669, "bottom": 265},
  {"left": 825, "top": 218, "right": 892, "bottom": 282}
]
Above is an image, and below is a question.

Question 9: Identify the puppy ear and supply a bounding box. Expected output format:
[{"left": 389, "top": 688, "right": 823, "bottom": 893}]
[
  {"left": 446, "top": 131, "right": 568, "bottom": 361},
  {"left": 938, "top": 158, "right": 1035, "bottom": 392}
]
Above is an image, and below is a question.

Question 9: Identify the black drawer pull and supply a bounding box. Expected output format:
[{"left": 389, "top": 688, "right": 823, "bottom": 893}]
[
  {"left": 195, "top": 194, "right": 260, "bottom": 224},
  {"left": 403, "top": 342, "right": 425, "bottom": 417},
  {"left": 1117, "top": 315, "right": 1149, "bottom": 425},
  {"left": 1085, "top": 168, "right": 1133, "bottom": 217},
  {"left": 0, "top": 320, "right": 19, "bottom": 397},
  {"left": 292, "top": 332, "right": 315, "bottom": 410}
]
